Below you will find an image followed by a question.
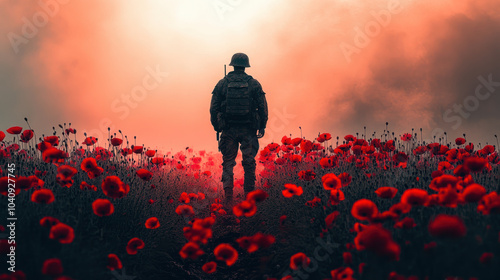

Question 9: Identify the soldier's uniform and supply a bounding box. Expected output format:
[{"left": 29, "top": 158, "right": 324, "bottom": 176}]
[{"left": 210, "top": 53, "right": 268, "bottom": 201}]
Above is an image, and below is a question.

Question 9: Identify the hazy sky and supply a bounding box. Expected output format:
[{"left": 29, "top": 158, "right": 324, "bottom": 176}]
[{"left": 1, "top": 0, "right": 499, "bottom": 153}]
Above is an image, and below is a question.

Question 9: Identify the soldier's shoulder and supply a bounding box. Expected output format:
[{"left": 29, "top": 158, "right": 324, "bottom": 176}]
[
  {"left": 212, "top": 78, "right": 227, "bottom": 93},
  {"left": 247, "top": 76, "right": 262, "bottom": 88}
]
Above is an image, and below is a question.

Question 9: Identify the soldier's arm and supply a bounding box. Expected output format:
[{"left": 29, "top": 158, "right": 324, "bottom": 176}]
[
  {"left": 255, "top": 81, "right": 268, "bottom": 129},
  {"left": 210, "top": 80, "right": 224, "bottom": 130}
]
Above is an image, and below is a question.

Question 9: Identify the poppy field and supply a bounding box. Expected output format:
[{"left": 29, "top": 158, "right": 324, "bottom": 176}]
[{"left": 1, "top": 122, "right": 500, "bottom": 280}]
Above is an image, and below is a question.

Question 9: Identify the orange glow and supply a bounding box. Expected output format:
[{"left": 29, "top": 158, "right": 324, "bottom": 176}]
[{"left": 1, "top": 0, "right": 499, "bottom": 152}]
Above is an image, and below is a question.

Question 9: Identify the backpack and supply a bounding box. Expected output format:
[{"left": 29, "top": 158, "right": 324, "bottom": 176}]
[{"left": 222, "top": 75, "right": 255, "bottom": 125}]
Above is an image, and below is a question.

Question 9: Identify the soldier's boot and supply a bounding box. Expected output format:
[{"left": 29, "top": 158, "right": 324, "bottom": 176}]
[
  {"left": 222, "top": 176, "right": 234, "bottom": 206},
  {"left": 243, "top": 171, "right": 256, "bottom": 198}
]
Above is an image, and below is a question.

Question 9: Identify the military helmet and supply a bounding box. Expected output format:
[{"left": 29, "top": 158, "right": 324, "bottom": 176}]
[{"left": 229, "top": 53, "right": 250, "bottom": 67}]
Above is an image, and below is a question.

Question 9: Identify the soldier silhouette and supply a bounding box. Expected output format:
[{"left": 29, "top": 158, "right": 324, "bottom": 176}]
[{"left": 210, "top": 53, "right": 268, "bottom": 204}]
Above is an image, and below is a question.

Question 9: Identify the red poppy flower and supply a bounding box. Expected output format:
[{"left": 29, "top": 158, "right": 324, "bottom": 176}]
[
  {"left": 331, "top": 266, "right": 354, "bottom": 280},
  {"left": 384, "top": 140, "right": 395, "bottom": 151},
  {"left": 453, "top": 165, "right": 470, "bottom": 177},
  {"left": 480, "top": 145, "right": 495, "bottom": 155},
  {"left": 121, "top": 148, "right": 133, "bottom": 156},
  {"left": 101, "top": 176, "right": 130, "bottom": 199},
  {"left": 401, "top": 189, "right": 429, "bottom": 206},
  {"left": 179, "top": 192, "right": 190, "bottom": 204},
  {"left": 107, "top": 254, "right": 122, "bottom": 271},
  {"left": 344, "top": 135, "right": 355, "bottom": 142},
  {"left": 214, "top": 243, "right": 238, "bottom": 266},
  {"left": 351, "top": 199, "right": 379, "bottom": 221},
  {"left": 233, "top": 200, "right": 257, "bottom": 217},
  {"left": 92, "top": 199, "right": 114, "bottom": 217},
  {"left": 251, "top": 232, "right": 275, "bottom": 250},
  {"left": 477, "top": 192, "right": 500, "bottom": 215},
  {"left": 465, "top": 143, "right": 474, "bottom": 153},
  {"left": 56, "top": 175, "right": 73, "bottom": 189},
  {"left": 282, "top": 184, "right": 303, "bottom": 197},
  {"left": 455, "top": 137, "right": 466, "bottom": 145},
  {"left": 126, "top": 237, "right": 145, "bottom": 255},
  {"left": 42, "top": 258, "right": 63, "bottom": 277},
  {"left": 401, "top": 133, "right": 412, "bottom": 141},
  {"left": 290, "top": 154, "right": 302, "bottom": 163},
  {"left": 355, "top": 156, "right": 370, "bottom": 169},
  {"left": 145, "top": 150, "right": 156, "bottom": 157},
  {"left": 80, "top": 157, "right": 104, "bottom": 179},
  {"left": 354, "top": 225, "right": 400, "bottom": 260},
  {"left": 57, "top": 165, "right": 77, "bottom": 178},
  {"left": 375, "top": 187, "right": 398, "bottom": 199},
  {"left": 413, "top": 145, "right": 428, "bottom": 155},
  {"left": 145, "top": 217, "right": 160, "bottom": 229},
  {"left": 110, "top": 137, "right": 123, "bottom": 147},
  {"left": 429, "top": 175, "right": 459, "bottom": 191},
  {"left": 0, "top": 131, "right": 5, "bottom": 141},
  {"left": 290, "top": 137, "right": 302, "bottom": 146},
  {"left": 281, "top": 136, "right": 292, "bottom": 145},
  {"left": 338, "top": 172, "right": 351, "bottom": 187},
  {"left": 325, "top": 211, "right": 340, "bottom": 229},
  {"left": 132, "top": 145, "right": 143, "bottom": 154},
  {"left": 428, "top": 214, "right": 466, "bottom": 238},
  {"left": 306, "top": 197, "right": 321, "bottom": 207},
  {"left": 479, "top": 252, "right": 494, "bottom": 264},
  {"left": 16, "top": 175, "right": 40, "bottom": 191},
  {"left": 246, "top": 189, "right": 268, "bottom": 203},
  {"left": 317, "top": 133, "right": 332, "bottom": 143},
  {"left": 31, "top": 189, "right": 55, "bottom": 204},
  {"left": 40, "top": 216, "right": 60, "bottom": 227},
  {"left": 319, "top": 157, "right": 335, "bottom": 168},
  {"left": 6, "top": 126, "right": 22, "bottom": 135},
  {"left": 236, "top": 232, "right": 275, "bottom": 253},
  {"left": 300, "top": 140, "right": 313, "bottom": 153},
  {"left": 151, "top": 157, "right": 165, "bottom": 165},
  {"left": 437, "top": 186, "right": 460, "bottom": 208},
  {"left": 322, "top": 173, "right": 341, "bottom": 190},
  {"left": 192, "top": 216, "right": 215, "bottom": 230},
  {"left": 176, "top": 205, "right": 195, "bottom": 216},
  {"left": 65, "top": 128, "right": 76, "bottom": 135},
  {"left": 19, "top": 129, "right": 34, "bottom": 143},
  {"left": 184, "top": 226, "right": 213, "bottom": 245},
  {"left": 329, "top": 189, "right": 345, "bottom": 206},
  {"left": 202, "top": 261, "right": 217, "bottom": 274},
  {"left": 136, "top": 169, "right": 153, "bottom": 181},
  {"left": 82, "top": 136, "right": 97, "bottom": 146},
  {"left": 290, "top": 252, "right": 310, "bottom": 270},
  {"left": 42, "top": 148, "right": 68, "bottom": 163},
  {"left": 49, "top": 223, "right": 75, "bottom": 244},
  {"left": 462, "top": 184, "right": 486, "bottom": 203},
  {"left": 464, "top": 157, "right": 488, "bottom": 173},
  {"left": 352, "top": 145, "right": 363, "bottom": 156},
  {"left": 44, "top": 136, "right": 59, "bottom": 146},
  {"left": 298, "top": 169, "right": 316, "bottom": 181},
  {"left": 394, "top": 217, "right": 416, "bottom": 229}
]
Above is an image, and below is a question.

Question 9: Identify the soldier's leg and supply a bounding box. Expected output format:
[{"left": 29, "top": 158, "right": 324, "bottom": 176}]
[
  {"left": 240, "top": 127, "right": 259, "bottom": 195},
  {"left": 219, "top": 129, "right": 238, "bottom": 200}
]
